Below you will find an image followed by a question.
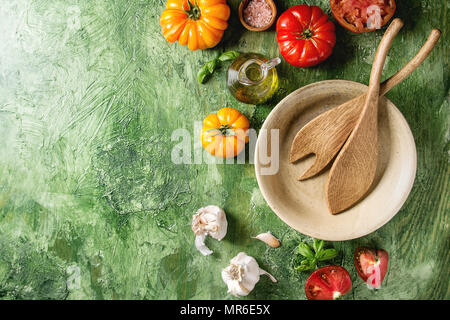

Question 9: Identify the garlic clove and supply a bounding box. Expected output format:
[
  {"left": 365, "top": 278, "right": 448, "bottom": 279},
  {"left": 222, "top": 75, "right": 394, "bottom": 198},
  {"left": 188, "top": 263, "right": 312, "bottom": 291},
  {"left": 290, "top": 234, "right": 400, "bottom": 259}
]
[
  {"left": 192, "top": 205, "right": 227, "bottom": 255},
  {"left": 252, "top": 232, "right": 280, "bottom": 248},
  {"left": 195, "top": 233, "right": 213, "bottom": 256}
]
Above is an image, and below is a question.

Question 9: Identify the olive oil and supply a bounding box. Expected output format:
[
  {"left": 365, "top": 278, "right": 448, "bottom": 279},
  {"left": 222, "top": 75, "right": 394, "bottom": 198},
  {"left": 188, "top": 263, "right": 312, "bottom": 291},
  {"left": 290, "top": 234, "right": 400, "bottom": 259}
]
[{"left": 226, "top": 53, "right": 279, "bottom": 105}]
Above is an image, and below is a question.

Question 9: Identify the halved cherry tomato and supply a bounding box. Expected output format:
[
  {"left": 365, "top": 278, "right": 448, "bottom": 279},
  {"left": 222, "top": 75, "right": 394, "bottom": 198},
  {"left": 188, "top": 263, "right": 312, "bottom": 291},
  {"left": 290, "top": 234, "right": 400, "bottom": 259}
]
[
  {"left": 276, "top": 5, "right": 336, "bottom": 67},
  {"left": 201, "top": 107, "right": 249, "bottom": 158},
  {"left": 354, "top": 247, "right": 389, "bottom": 289},
  {"left": 305, "top": 265, "right": 352, "bottom": 300},
  {"left": 330, "top": 0, "right": 396, "bottom": 33}
]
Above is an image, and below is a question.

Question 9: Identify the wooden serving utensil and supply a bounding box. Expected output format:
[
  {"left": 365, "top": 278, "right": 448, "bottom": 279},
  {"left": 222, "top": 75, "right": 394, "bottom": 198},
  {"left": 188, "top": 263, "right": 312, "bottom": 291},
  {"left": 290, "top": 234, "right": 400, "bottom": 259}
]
[
  {"left": 289, "top": 28, "right": 441, "bottom": 181},
  {"left": 325, "top": 18, "right": 404, "bottom": 214}
]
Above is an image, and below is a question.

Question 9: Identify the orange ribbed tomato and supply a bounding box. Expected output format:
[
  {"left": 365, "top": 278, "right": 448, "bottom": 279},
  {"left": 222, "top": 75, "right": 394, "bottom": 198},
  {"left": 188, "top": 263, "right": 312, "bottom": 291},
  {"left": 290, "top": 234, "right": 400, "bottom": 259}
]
[
  {"left": 160, "top": 0, "right": 230, "bottom": 51},
  {"left": 201, "top": 107, "right": 249, "bottom": 158}
]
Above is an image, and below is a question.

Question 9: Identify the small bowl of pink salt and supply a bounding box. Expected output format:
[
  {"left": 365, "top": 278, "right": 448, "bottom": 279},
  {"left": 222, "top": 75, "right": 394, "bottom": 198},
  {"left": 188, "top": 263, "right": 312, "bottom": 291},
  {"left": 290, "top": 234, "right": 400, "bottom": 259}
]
[{"left": 238, "top": 0, "right": 277, "bottom": 32}]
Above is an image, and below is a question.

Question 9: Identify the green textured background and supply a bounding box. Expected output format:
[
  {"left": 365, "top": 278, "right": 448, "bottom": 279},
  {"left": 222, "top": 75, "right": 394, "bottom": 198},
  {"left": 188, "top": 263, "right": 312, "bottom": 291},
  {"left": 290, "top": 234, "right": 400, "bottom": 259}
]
[{"left": 0, "top": 0, "right": 448, "bottom": 300}]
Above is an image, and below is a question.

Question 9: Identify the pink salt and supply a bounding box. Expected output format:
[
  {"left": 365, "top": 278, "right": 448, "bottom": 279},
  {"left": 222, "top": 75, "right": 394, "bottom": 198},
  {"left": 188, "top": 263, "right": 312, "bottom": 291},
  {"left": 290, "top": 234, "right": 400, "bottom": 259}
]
[{"left": 243, "top": 0, "right": 273, "bottom": 28}]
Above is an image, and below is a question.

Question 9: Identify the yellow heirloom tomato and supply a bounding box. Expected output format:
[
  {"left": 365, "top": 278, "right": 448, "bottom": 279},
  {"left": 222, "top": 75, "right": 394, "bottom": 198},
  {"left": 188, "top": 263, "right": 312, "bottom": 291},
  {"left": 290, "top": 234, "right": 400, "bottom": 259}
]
[
  {"left": 201, "top": 107, "right": 249, "bottom": 158},
  {"left": 160, "top": 0, "right": 230, "bottom": 50}
]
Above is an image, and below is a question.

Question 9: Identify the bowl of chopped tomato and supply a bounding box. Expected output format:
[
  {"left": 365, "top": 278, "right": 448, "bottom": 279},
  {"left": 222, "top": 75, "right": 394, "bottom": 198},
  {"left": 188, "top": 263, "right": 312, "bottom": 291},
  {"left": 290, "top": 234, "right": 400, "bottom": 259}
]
[{"left": 330, "top": 0, "right": 396, "bottom": 33}]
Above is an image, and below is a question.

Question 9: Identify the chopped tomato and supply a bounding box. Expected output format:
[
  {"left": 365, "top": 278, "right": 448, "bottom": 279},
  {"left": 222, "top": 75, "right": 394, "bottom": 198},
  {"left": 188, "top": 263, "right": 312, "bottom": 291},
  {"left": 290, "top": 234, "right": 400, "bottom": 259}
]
[
  {"left": 354, "top": 247, "right": 389, "bottom": 289},
  {"left": 305, "top": 265, "right": 352, "bottom": 300},
  {"left": 330, "top": 0, "right": 396, "bottom": 33}
]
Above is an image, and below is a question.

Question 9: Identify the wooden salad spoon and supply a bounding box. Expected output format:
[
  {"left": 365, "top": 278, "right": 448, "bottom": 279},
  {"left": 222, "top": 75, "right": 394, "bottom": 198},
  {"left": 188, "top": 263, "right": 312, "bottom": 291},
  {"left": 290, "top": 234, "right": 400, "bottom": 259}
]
[
  {"left": 289, "top": 28, "right": 441, "bottom": 181},
  {"left": 325, "top": 18, "right": 404, "bottom": 214}
]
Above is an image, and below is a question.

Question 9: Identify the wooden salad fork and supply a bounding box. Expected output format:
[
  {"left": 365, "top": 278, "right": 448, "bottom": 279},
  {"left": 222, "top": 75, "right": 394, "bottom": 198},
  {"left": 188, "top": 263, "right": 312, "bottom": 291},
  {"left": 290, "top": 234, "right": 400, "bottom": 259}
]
[
  {"left": 325, "top": 18, "right": 403, "bottom": 214},
  {"left": 289, "top": 28, "right": 441, "bottom": 181}
]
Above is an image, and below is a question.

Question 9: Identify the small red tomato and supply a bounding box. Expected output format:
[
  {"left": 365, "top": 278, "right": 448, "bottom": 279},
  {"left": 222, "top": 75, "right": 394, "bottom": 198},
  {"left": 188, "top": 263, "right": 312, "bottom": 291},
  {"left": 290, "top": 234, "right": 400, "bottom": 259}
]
[
  {"left": 276, "top": 5, "right": 336, "bottom": 67},
  {"left": 305, "top": 265, "right": 352, "bottom": 300},
  {"left": 330, "top": 0, "right": 396, "bottom": 33},
  {"left": 354, "top": 247, "right": 389, "bottom": 289}
]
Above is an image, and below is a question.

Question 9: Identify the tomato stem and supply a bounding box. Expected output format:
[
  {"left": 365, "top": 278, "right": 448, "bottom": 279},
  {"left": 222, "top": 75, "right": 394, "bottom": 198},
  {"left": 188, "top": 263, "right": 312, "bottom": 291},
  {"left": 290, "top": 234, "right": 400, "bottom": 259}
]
[
  {"left": 206, "top": 124, "right": 236, "bottom": 137},
  {"left": 182, "top": 0, "right": 201, "bottom": 20},
  {"left": 219, "top": 124, "right": 235, "bottom": 136},
  {"left": 291, "top": 28, "right": 314, "bottom": 40}
]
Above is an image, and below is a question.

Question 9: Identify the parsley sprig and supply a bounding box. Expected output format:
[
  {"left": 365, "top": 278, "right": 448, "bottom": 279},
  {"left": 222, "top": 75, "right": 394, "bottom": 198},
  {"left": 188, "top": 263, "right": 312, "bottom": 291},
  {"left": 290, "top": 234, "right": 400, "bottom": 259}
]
[{"left": 294, "top": 239, "right": 338, "bottom": 272}]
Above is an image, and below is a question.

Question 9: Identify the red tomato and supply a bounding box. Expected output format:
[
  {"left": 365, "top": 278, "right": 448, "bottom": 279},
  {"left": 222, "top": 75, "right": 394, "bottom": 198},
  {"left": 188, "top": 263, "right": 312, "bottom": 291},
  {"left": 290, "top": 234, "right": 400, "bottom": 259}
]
[
  {"left": 354, "top": 247, "right": 389, "bottom": 289},
  {"left": 305, "top": 265, "right": 352, "bottom": 300},
  {"left": 276, "top": 5, "right": 336, "bottom": 67},
  {"left": 330, "top": 0, "right": 396, "bottom": 33}
]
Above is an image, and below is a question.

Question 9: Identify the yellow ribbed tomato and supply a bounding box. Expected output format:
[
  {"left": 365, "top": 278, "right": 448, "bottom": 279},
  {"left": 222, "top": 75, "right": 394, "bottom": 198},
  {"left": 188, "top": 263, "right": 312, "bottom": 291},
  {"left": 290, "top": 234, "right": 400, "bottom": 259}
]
[
  {"left": 201, "top": 107, "right": 249, "bottom": 158},
  {"left": 160, "top": 0, "right": 230, "bottom": 51}
]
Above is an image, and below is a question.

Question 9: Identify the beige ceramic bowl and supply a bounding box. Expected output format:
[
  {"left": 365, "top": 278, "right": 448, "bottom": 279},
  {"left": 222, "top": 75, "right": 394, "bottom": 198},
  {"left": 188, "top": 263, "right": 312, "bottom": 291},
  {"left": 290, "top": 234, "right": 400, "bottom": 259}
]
[{"left": 255, "top": 80, "right": 417, "bottom": 241}]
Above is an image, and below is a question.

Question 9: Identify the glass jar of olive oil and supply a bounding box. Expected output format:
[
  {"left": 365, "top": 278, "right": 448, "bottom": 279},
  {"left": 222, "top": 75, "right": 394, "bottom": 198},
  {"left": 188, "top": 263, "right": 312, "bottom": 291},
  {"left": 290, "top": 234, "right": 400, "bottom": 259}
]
[{"left": 226, "top": 53, "right": 280, "bottom": 105}]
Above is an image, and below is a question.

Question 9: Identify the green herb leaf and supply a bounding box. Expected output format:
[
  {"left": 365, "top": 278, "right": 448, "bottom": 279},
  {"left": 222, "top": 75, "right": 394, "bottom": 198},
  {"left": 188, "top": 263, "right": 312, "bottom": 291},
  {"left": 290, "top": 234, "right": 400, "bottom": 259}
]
[
  {"left": 294, "top": 259, "right": 315, "bottom": 272},
  {"left": 294, "top": 239, "right": 339, "bottom": 272},
  {"left": 205, "top": 59, "right": 218, "bottom": 73},
  {"left": 197, "top": 65, "right": 212, "bottom": 84},
  {"left": 198, "top": 51, "right": 239, "bottom": 84},
  {"left": 317, "top": 248, "right": 338, "bottom": 261},
  {"left": 297, "top": 242, "right": 315, "bottom": 259},
  {"left": 294, "top": 264, "right": 311, "bottom": 272},
  {"left": 218, "top": 50, "right": 240, "bottom": 62},
  {"left": 313, "top": 239, "right": 324, "bottom": 254}
]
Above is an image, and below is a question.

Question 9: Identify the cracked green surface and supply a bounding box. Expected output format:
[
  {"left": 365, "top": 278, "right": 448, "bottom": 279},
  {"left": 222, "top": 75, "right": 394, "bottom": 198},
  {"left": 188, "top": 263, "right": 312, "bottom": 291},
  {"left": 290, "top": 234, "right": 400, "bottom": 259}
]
[{"left": 0, "top": 0, "right": 448, "bottom": 300}]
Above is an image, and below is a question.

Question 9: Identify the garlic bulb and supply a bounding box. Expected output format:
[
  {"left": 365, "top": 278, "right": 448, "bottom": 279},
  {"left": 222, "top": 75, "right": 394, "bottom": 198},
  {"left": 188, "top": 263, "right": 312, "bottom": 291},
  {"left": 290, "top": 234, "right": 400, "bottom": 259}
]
[
  {"left": 252, "top": 232, "right": 280, "bottom": 248},
  {"left": 192, "top": 205, "right": 227, "bottom": 256},
  {"left": 221, "top": 252, "right": 277, "bottom": 297}
]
